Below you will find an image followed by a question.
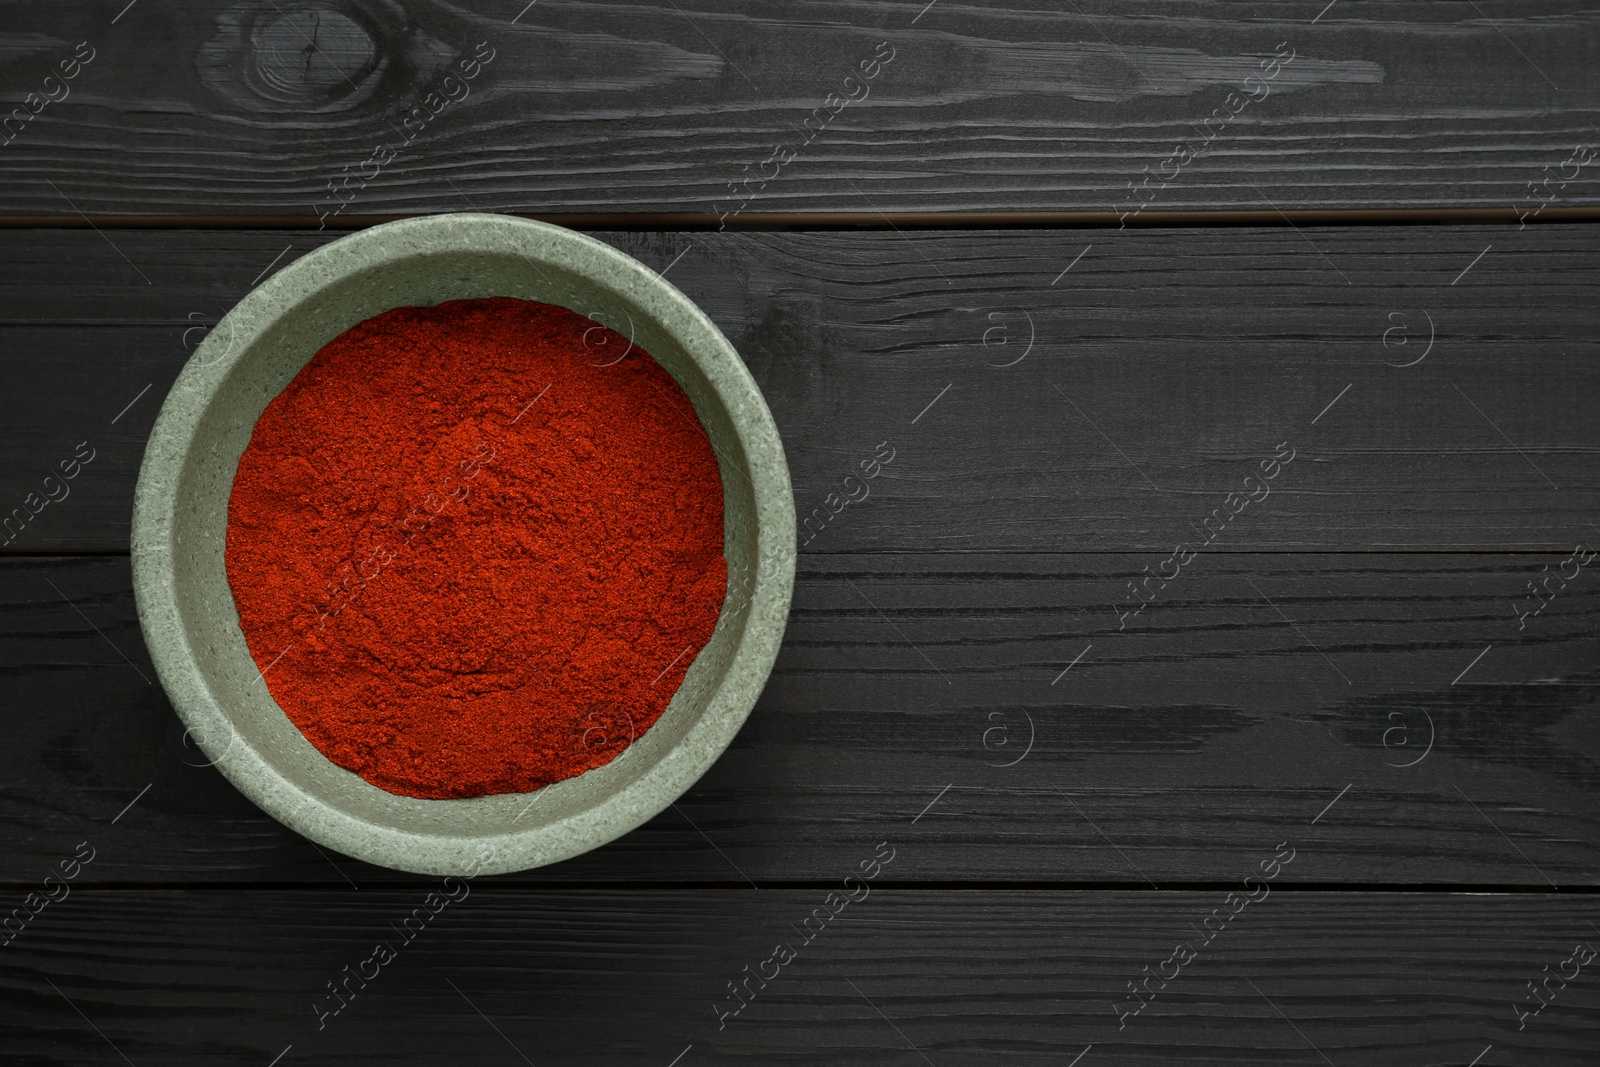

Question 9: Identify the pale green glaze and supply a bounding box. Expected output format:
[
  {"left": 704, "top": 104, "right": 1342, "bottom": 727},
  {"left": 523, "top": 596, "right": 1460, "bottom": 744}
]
[{"left": 131, "top": 214, "right": 795, "bottom": 876}]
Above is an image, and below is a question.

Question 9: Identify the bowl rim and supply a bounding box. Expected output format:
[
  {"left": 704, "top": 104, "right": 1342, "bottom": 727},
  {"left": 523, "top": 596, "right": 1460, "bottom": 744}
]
[{"left": 131, "top": 213, "right": 795, "bottom": 875}]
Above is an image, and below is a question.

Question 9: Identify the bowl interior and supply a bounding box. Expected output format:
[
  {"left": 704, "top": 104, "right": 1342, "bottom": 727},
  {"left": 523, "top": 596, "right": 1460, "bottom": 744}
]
[{"left": 155, "top": 225, "right": 778, "bottom": 869}]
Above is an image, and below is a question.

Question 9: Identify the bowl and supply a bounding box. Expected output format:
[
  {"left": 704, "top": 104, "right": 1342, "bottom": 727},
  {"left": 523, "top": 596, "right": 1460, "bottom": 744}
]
[{"left": 131, "top": 213, "right": 795, "bottom": 876}]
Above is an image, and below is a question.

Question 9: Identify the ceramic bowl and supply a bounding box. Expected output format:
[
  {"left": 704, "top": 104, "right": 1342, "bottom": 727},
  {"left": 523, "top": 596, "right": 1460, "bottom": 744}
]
[{"left": 131, "top": 214, "right": 795, "bottom": 876}]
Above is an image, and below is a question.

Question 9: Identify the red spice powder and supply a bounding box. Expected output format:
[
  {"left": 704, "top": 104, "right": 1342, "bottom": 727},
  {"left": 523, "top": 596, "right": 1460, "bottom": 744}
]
[{"left": 224, "top": 297, "right": 727, "bottom": 799}]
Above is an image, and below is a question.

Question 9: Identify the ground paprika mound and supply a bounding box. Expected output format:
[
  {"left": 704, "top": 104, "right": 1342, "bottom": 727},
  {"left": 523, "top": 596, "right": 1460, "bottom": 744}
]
[{"left": 224, "top": 296, "right": 728, "bottom": 800}]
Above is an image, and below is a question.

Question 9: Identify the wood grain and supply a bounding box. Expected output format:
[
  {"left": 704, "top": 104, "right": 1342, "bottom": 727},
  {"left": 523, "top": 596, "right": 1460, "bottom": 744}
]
[
  {"left": 4, "top": 552, "right": 1595, "bottom": 886},
  {"left": 3, "top": 6, "right": 1595, "bottom": 1062},
  {"left": 1, "top": 226, "right": 1597, "bottom": 554},
  {"left": 2, "top": 889, "right": 1597, "bottom": 1064},
  {"left": 0, "top": 2, "right": 1596, "bottom": 217}
]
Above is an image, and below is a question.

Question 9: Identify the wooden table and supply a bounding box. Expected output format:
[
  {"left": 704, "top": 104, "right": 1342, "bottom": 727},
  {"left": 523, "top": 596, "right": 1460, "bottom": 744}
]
[{"left": 2, "top": 2, "right": 1597, "bottom": 1063}]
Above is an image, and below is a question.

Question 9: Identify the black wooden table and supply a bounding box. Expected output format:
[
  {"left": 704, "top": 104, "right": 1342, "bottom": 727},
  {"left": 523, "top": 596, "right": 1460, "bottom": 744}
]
[{"left": 3, "top": 2, "right": 1598, "bottom": 1064}]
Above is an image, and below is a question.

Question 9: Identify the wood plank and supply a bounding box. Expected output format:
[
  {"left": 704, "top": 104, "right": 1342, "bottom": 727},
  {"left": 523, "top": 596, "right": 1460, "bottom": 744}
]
[
  {"left": 1, "top": 225, "right": 1597, "bottom": 553},
  {"left": 3, "top": 889, "right": 1597, "bottom": 1064},
  {"left": 5, "top": 552, "right": 1596, "bottom": 886},
  {"left": 0, "top": 2, "right": 1596, "bottom": 216}
]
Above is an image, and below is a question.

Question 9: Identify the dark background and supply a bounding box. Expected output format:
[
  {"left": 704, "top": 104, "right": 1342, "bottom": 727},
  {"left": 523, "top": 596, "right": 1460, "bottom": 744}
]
[{"left": 1, "top": 1, "right": 1597, "bottom": 1064}]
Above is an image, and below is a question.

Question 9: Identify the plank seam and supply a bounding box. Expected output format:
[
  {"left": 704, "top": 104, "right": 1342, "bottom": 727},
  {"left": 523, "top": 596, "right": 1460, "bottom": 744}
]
[{"left": 2, "top": 208, "right": 1600, "bottom": 232}]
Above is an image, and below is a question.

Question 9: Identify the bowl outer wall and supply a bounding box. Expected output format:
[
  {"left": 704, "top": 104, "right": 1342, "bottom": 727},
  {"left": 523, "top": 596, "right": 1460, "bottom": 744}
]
[{"left": 130, "top": 214, "right": 795, "bottom": 876}]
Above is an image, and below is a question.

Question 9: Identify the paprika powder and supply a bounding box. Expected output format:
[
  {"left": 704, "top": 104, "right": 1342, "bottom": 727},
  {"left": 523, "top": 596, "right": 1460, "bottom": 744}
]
[{"left": 224, "top": 296, "right": 728, "bottom": 799}]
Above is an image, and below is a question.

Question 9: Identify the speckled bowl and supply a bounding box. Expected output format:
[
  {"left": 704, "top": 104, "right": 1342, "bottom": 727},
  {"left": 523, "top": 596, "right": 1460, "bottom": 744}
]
[{"left": 131, "top": 214, "right": 795, "bottom": 876}]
